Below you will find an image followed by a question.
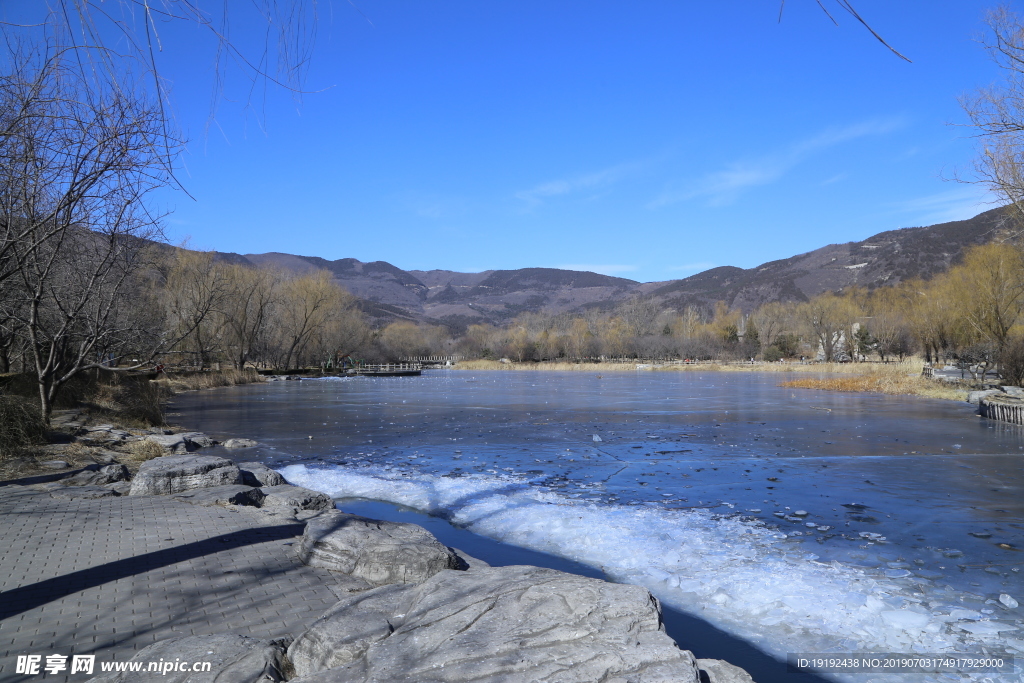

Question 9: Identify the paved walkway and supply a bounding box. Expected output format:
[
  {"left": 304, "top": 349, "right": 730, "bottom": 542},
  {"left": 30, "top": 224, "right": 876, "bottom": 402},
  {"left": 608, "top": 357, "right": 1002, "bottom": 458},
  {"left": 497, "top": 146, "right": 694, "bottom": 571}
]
[{"left": 0, "top": 484, "right": 342, "bottom": 682}]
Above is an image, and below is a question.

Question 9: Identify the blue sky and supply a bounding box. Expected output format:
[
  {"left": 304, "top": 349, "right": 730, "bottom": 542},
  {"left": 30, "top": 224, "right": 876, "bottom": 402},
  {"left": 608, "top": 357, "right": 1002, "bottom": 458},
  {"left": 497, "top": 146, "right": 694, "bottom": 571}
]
[{"left": 144, "top": 1, "right": 1002, "bottom": 282}]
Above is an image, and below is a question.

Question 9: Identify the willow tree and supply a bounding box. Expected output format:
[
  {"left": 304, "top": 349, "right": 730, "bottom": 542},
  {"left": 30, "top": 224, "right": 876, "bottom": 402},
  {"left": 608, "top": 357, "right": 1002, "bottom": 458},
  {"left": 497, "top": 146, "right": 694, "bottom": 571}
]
[
  {"left": 948, "top": 242, "right": 1024, "bottom": 352},
  {"left": 797, "top": 293, "right": 860, "bottom": 362}
]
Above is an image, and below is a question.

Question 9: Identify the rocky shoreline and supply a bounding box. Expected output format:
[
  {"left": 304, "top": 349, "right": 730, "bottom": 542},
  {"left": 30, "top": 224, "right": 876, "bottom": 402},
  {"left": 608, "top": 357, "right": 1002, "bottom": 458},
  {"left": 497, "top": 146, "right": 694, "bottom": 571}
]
[{"left": 6, "top": 415, "right": 757, "bottom": 683}]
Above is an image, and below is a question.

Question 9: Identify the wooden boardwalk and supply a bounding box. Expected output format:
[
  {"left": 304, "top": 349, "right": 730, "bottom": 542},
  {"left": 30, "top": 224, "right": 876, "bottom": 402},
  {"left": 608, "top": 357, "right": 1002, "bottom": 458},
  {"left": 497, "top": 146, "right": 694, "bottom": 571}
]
[{"left": 353, "top": 363, "right": 422, "bottom": 377}]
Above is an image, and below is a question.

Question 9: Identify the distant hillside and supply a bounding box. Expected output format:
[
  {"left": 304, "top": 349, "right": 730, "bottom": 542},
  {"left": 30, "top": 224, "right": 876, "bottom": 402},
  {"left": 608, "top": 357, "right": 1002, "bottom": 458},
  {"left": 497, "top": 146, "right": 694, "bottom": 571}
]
[
  {"left": 209, "top": 206, "right": 1013, "bottom": 329},
  {"left": 637, "top": 206, "right": 1013, "bottom": 313}
]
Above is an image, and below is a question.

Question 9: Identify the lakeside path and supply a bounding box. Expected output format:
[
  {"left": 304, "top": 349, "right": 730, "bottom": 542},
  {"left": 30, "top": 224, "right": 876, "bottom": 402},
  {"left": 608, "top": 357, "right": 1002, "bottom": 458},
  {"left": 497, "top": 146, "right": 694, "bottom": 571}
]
[{"left": 0, "top": 484, "right": 340, "bottom": 683}]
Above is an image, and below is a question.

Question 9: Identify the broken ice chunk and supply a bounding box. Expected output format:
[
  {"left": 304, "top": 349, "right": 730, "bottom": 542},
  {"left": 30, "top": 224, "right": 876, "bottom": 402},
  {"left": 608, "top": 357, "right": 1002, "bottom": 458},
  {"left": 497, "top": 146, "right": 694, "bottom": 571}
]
[
  {"left": 949, "top": 609, "right": 983, "bottom": 620},
  {"left": 1000, "top": 594, "right": 1019, "bottom": 609},
  {"left": 885, "top": 569, "right": 913, "bottom": 578},
  {"left": 880, "top": 610, "right": 929, "bottom": 629},
  {"left": 958, "top": 621, "right": 1019, "bottom": 635}
]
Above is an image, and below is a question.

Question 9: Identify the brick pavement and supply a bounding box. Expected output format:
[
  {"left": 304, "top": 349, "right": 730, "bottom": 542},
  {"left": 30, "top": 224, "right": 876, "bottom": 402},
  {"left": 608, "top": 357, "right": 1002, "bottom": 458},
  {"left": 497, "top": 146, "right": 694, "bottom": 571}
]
[{"left": 0, "top": 484, "right": 343, "bottom": 682}]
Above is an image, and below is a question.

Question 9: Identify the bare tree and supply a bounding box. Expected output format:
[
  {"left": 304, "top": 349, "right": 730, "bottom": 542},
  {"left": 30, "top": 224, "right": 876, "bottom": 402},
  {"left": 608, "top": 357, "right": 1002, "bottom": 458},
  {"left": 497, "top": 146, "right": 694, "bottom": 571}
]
[
  {"left": 619, "top": 296, "right": 660, "bottom": 338},
  {"left": 0, "top": 51, "right": 178, "bottom": 421},
  {"left": 961, "top": 7, "right": 1024, "bottom": 230}
]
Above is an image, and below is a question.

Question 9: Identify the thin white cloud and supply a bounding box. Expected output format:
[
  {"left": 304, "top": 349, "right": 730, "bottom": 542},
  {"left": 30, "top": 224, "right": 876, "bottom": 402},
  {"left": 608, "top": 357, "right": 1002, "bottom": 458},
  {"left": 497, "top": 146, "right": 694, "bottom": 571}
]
[
  {"left": 556, "top": 263, "right": 638, "bottom": 276},
  {"left": 890, "top": 186, "right": 997, "bottom": 226},
  {"left": 397, "top": 192, "right": 469, "bottom": 219},
  {"left": 515, "top": 160, "right": 644, "bottom": 208},
  {"left": 667, "top": 262, "right": 717, "bottom": 273},
  {"left": 649, "top": 118, "right": 905, "bottom": 208}
]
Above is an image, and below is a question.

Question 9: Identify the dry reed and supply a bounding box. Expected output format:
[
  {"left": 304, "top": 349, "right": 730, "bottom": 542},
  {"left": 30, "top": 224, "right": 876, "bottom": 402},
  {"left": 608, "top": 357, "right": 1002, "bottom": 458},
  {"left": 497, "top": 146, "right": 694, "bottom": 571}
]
[
  {"left": 156, "top": 368, "right": 264, "bottom": 393},
  {"left": 125, "top": 438, "right": 166, "bottom": 464},
  {"left": 456, "top": 358, "right": 963, "bottom": 401},
  {"left": 456, "top": 359, "right": 925, "bottom": 375},
  {"left": 780, "top": 365, "right": 966, "bottom": 401},
  {"left": 0, "top": 395, "right": 47, "bottom": 457}
]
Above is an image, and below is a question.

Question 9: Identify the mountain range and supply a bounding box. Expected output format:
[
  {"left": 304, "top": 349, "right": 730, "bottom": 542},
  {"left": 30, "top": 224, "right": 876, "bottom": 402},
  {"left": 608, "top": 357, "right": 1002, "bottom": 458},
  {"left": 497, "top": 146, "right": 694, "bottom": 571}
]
[{"left": 211, "top": 206, "right": 1013, "bottom": 330}]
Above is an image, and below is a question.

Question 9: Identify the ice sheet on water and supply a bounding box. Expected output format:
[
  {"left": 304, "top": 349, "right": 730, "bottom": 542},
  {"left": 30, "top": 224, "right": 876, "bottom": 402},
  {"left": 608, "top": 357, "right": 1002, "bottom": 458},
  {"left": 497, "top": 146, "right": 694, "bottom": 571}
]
[{"left": 281, "top": 464, "right": 1023, "bottom": 683}]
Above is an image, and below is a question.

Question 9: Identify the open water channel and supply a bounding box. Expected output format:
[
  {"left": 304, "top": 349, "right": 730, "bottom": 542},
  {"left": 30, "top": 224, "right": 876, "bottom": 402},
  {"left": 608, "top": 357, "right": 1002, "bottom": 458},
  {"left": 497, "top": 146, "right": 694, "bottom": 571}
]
[{"left": 171, "top": 370, "right": 1024, "bottom": 682}]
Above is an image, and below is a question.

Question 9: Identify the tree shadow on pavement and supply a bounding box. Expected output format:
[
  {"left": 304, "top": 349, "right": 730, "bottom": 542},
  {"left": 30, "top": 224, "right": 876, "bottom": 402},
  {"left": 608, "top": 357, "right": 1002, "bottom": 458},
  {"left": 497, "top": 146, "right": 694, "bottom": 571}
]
[{"left": 0, "top": 523, "right": 305, "bottom": 621}]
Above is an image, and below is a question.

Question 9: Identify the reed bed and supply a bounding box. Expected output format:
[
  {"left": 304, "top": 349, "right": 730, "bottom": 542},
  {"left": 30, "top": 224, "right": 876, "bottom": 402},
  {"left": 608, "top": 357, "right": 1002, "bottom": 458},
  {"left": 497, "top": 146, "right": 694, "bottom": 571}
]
[
  {"left": 456, "top": 359, "right": 925, "bottom": 375},
  {"left": 455, "top": 358, "right": 964, "bottom": 401},
  {"left": 156, "top": 368, "right": 265, "bottom": 393},
  {"left": 779, "top": 365, "right": 966, "bottom": 401},
  {"left": 457, "top": 360, "right": 641, "bottom": 372}
]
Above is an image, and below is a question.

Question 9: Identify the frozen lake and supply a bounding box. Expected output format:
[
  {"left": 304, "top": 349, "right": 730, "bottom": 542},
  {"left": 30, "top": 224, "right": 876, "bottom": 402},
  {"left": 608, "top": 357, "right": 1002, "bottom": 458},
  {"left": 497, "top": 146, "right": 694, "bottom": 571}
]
[{"left": 171, "top": 370, "right": 1024, "bottom": 682}]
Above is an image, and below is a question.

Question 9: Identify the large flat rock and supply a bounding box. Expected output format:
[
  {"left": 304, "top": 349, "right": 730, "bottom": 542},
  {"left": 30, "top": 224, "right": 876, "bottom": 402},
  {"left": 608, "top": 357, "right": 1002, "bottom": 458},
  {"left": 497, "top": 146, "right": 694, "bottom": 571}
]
[
  {"left": 50, "top": 486, "right": 119, "bottom": 500},
  {"left": 298, "top": 510, "right": 459, "bottom": 587},
  {"left": 288, "top": 564, "right": 701, "bottom": 683},
  {"left": 86, "top": 633, "right": 290, "bottom": 682},
  {"left": 129, "top": 455, "right": 242, "bottom": 496}
]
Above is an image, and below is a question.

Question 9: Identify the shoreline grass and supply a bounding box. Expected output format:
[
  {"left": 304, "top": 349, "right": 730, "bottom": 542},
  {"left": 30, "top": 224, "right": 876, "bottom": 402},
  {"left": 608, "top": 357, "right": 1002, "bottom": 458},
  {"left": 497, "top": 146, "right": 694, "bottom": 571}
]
[
  {"left": 455, "top": 358, "right": 967, "bottom": 401},
  {"left": 154, "top": 368, "right": 265, "bottom": 393},
  {"left": 455, "top": 358, "right": 925, "bottom": 374},
  {"left": 779, "top": 369, "right": 967, "bottom": 402}
]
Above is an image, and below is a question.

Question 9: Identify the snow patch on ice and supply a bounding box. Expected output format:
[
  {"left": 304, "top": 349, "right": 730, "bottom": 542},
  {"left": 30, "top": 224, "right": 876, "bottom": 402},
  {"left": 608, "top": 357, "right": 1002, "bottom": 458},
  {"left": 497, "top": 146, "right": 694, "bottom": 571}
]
[{"left": 281, "top": 464, "right": 1022, "bottom": 682}]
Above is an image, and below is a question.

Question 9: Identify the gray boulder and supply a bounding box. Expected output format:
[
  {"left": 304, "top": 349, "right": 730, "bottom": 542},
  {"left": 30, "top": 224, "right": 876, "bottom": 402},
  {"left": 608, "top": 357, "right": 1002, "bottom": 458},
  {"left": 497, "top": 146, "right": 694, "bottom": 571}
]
[
  {"left": 63, "top": 463, "right": 130, "bottom": 487},
  {"left": 86, "top": 634, "right": 291, "bottom": 682},
  {"left": 129, "top": 455, "right": 242, "bottom": 496},
  {"left": 968, "top": 389, "right": 1002, "bottom": 404},
  {"left": 181, "top": 431, "right": 217, "bottom": 448},
  {"left": 240, "top": 462, "right": 287, "bottom": 487},
  {"left": 698, "top": 659, "right": 756, "bottom": 683},
  {"left": 171, "top": 484, "right": 266, "bottom": 508},
  {"left": 288, "top": 565, "right": 700, "bottom": 683},
  {"left": 260, "top": 484, "right": 333, "bottom": 516},
  {"left": 298, "top": 510, "right": 459, "bottom": 587},
  {"left": 145, "top": 433, "right": 189, "bottom": 454},
  {"left": 224, "top": 438, "right": 259, "bottom": 449}
]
